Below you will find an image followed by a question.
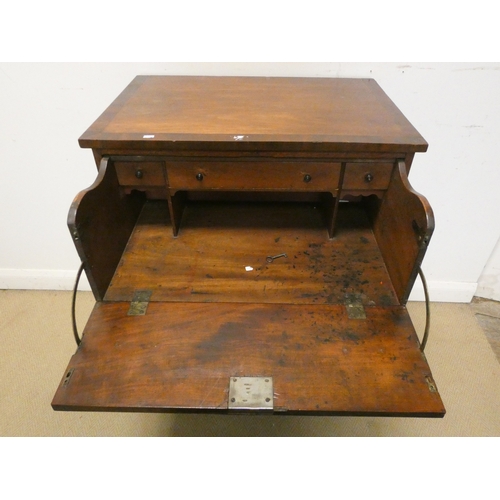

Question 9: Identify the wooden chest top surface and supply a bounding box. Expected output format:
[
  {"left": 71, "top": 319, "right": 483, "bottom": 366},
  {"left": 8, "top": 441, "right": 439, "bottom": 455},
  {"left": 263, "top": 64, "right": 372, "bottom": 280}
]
[{"left": 79, "top": 76, "right": 427, "bottom": 153}]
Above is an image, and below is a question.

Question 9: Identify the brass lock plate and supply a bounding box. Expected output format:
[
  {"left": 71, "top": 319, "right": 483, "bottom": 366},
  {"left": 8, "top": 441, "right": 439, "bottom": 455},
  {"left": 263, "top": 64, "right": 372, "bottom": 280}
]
[{"left": 228, "top": 377, "right": 274, "bottom": 410}]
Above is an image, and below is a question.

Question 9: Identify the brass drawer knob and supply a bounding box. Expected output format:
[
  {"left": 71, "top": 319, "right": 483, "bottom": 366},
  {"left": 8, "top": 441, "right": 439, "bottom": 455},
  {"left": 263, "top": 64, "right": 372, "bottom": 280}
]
[
  {"left": 196, "top": 173, "right": 204, "bottom": 181},
  {"left": 365, "top": 173, "right": 374, "bottom": 183},
  {"left": 303, "top": 174, "right": 312, "bottom": 183},
  {"left": 135, "top": 169, "right": 143, "bottom": 179}
]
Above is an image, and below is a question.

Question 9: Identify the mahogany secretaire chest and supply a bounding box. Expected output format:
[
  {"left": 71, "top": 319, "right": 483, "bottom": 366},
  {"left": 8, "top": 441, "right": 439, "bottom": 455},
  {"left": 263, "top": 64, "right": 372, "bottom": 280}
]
[{"left": 52, "top": 76, "right": 445, "bottom": 417}]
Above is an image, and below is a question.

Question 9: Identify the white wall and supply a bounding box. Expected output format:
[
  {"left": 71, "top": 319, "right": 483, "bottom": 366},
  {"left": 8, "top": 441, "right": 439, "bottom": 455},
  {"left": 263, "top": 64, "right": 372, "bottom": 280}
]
[
  {"left": 476, "top": 236, "right": 500, "bottom": 301},
  {"left": 1, "top": 62, "right": 499, "bottom": 302}
]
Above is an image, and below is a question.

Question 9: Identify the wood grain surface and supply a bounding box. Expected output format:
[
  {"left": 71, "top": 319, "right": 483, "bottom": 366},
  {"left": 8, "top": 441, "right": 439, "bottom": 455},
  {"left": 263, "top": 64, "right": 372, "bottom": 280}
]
[
  {"left": 67, "top": 158, "right": 145, "bottom": 300},
  {"left": 373, "top": 160, "right": 435, "bottom": 303},
  {"left": 52, "top": 301, "right": 444, "bottom": 416},
  {"left": 79, "top": 76, "right": 428, "bottom": 153},
  {"left": 104, "top": 200, "right": 399, "bottom": 307}
]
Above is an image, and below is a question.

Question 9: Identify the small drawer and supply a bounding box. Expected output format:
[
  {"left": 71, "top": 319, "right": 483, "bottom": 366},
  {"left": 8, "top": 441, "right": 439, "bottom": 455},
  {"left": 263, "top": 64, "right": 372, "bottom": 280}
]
[
  {"left": 343, "top": 162, "right": 393, "bottom": 190},
  {"left": 115, "top": 161, "right": 165, "bottom": 187},
  {"left": 166, "top": 160, "right": 341, "bottom": 192}
]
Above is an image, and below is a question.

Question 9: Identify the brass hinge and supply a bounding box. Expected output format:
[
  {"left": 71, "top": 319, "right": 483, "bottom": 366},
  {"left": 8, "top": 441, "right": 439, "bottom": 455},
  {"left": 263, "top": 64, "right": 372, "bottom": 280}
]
[
  {"left": 425, "top": 376, "right": 437, "bottom": 393},
  {"left": 62, "top": 368, "right": 75, "bottom": 387},
  {"left": 127, "top": 290, "right": 152, "bottom": 316},
  {"left": 345, "top": 293, "right": 366, "bottom": 319},
  {"left": 412, "top": 219, "right": 430, "bottom": 247}
]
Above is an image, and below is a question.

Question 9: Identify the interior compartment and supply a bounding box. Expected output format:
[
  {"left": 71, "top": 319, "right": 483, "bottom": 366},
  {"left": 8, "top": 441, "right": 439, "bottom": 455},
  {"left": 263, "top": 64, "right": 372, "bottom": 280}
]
[{"left": 105, "top": 198, "right": 399, "bottom": 307}]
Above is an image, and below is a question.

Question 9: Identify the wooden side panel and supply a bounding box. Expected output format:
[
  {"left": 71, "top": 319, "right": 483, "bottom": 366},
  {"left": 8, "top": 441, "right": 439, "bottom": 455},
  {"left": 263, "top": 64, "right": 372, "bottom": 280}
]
[
  {"left": 68, "top": 158, "right": 145, "bottom": 300},
  {"left": 372, "top": 160, "right": 434, "bottom": 303},
  {"left": 52, "top": 302, "right": 445, "bottom": 416}
]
